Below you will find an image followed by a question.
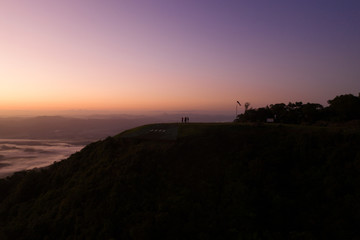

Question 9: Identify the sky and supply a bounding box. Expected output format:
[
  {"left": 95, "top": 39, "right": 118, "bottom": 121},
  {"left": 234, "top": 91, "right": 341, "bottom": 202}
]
[{"left": 1, "top": 0, "right": 360, "bottom": 115}]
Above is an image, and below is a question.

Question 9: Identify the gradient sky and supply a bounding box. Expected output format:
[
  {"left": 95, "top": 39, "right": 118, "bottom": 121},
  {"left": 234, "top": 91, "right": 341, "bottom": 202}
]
[{"left": 1, "top": 0, "right": 360, "bottom": 115}]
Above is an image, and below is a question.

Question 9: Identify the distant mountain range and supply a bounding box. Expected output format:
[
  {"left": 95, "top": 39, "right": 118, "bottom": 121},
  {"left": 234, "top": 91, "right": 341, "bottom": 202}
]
[{"left": 0, "top": 114, "right": 233, "bottom": 141}]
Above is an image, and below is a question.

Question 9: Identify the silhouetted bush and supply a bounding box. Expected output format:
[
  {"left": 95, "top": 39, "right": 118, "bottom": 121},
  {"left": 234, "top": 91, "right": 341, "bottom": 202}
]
[{"left": 235, "top": 93, "right": 360, "bottom": 124}]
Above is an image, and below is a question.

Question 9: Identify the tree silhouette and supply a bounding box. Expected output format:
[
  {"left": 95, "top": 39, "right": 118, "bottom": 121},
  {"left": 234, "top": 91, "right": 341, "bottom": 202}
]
[
  {"left": 327, "top": 94, "right": 360, "bottom": 121},
  {"left": 245, "top": 102, "right": 250, "bottom": 112},
  {"left": 235, "top": 93, "right": 360, "bottom": 123}
]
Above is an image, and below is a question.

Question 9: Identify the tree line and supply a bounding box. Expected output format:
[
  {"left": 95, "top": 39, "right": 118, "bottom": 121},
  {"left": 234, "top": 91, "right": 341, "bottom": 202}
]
[{"left": 235, "top": 93, "right": 360, "bottom": 124}]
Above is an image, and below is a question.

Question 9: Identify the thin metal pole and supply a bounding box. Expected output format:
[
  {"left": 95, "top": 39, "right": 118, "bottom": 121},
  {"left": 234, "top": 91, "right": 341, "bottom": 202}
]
[{"left": 236, "top": 104, "right": 238, "bottom": 119}]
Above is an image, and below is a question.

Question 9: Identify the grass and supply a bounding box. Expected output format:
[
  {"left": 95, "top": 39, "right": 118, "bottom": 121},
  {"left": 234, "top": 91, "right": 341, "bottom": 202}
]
[{"left": 1, "top": 122, "right": 360, "bottom": 239}]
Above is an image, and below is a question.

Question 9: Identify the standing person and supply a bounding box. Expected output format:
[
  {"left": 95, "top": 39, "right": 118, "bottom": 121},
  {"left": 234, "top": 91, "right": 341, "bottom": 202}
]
[{"left": 182, "top": 117, "right": 184, "bottom": 123}]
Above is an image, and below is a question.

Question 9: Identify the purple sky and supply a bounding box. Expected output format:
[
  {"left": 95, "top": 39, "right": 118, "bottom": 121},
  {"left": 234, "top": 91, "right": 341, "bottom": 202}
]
[{"left": 1, "top": 0, "right": 359, "bottom": 115}]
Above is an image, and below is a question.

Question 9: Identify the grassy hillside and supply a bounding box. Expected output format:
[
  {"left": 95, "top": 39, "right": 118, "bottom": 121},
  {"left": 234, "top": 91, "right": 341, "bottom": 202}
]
[{"left": 0, "top": 123, "right": 360, "bottom": 239}]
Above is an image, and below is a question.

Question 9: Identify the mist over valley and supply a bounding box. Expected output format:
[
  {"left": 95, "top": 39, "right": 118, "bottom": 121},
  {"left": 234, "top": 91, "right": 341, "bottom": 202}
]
[
  {"left": 0, "top": 139, "right": 83, "bottom": 178},
  {"left": 0, "top": 114, "right": 232, "bottom": 178}
]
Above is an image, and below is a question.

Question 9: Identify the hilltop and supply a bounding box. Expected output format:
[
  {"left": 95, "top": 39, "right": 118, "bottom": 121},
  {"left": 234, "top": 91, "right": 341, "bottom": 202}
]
[{"left": 0, "top": 123, "right": 360, "bottom": 239}]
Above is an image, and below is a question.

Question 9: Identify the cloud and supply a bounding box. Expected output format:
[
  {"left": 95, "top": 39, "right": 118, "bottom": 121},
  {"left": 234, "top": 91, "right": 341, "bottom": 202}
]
[
  {"left": 0, "top": 140, "right": 84, "bottom": 178},
  {"left": 0, "top": 145, "right": 19, "bottom": 151}
]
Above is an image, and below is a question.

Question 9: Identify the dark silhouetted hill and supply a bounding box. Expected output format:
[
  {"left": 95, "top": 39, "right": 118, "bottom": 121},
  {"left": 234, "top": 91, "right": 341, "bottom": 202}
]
[{"left": 0, "top": 123, "right": 360, "bottom": 239}]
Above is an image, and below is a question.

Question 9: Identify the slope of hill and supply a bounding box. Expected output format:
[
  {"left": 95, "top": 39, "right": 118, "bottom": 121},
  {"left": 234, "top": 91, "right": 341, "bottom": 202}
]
[{"left": 0, "top": 123, "right": 360, "bottom": 239}]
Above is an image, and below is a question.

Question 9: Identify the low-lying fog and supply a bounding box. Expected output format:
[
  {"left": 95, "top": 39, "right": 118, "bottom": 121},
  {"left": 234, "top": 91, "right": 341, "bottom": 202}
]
[
  {"left": 0, "top": 139, "right": 84, "bottom": 178},
  {"left": 0, "top": 113, "right": 233, "bottom": 178}
]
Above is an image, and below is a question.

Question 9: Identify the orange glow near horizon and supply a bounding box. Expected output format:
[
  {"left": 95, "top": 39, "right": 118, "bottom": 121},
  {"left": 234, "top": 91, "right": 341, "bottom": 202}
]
[{"left": 1, "top": 1, "right": 359, "bottom": 116}]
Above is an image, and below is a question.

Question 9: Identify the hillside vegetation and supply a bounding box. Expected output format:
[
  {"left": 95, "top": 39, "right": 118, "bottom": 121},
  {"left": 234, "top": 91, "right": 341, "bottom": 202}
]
[
  {"left": 0, "top": 123, "right": 360, "bottom": 239},
  {"left": 236, "top": 93, "right": 360, "bottom": 124}
]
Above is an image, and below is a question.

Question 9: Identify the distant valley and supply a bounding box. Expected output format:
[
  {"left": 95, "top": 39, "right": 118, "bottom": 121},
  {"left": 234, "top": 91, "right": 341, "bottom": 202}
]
[
  {"left": 0, "top": 114, "right": 232, "bottom": 140},
  {"left": 0, "top": 114, "right": 232, "bottom": 177}
]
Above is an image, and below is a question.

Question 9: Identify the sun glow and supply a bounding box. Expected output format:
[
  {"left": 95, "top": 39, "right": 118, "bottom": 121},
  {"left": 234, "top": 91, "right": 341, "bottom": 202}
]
[{"left": 1, "top": 1, "right": 359, "bottom": 116}]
